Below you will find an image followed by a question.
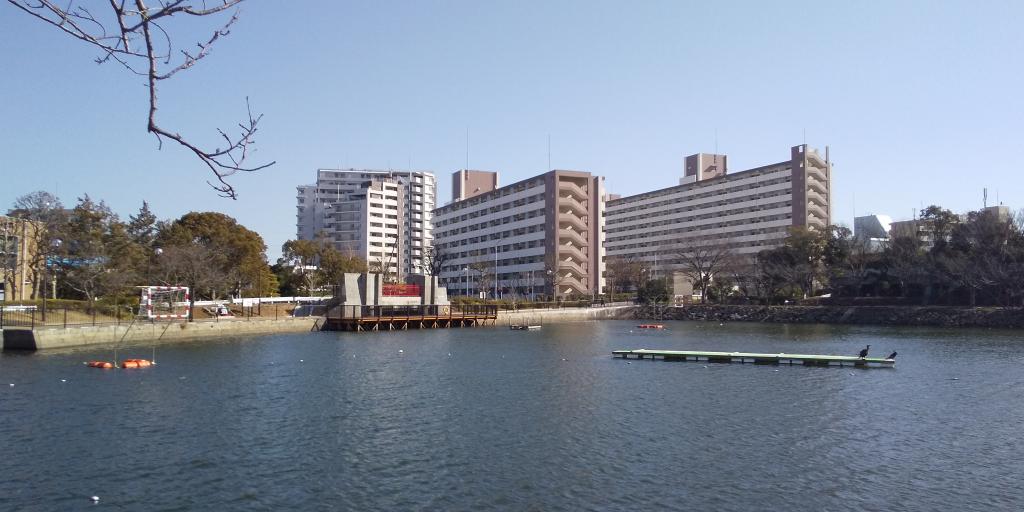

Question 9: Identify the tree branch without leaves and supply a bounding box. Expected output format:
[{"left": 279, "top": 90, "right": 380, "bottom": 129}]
[{"left": 8, "top": 0, "right": 273, "bottom": 199}]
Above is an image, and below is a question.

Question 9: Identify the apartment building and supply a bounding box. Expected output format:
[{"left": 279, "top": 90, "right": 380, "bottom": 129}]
[
  {"left": 296, "top": 169, "right": 436, "bottom": 277},
  {"left": 1, "top": 215, "right": 40, "bottom": 301},
  {"left": 605, "top": 144, "right": 832, "bottom": 277},
  {"left": 432, "top": 170, "right": 605, "bottom": 298}
]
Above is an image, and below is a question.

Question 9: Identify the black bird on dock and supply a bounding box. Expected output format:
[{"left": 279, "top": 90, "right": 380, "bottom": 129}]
[
  {"left": 887, "top": 351, "right": 898, "bottom": 360},
  {"left": 858, "top": 345, "right": 871, "bottom": 358}
]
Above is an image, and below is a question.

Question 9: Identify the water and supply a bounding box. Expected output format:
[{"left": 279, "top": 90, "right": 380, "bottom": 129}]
[{"left": 2, "top": 320, "right": 1023, "bottom": 511}]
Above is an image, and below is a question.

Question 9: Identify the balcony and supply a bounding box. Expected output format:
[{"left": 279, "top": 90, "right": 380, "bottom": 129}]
[
  {"left": 555, "top": 274, "right": 589, "bottom": 295},
  {"left": 559, "top": 195, "right": 589, "bottom": 216},
  {"left": 558, "top": 213, "right": 589, "bottom": 232},
  {"left": 559, "top": 228, "right": 589, "bottom": 248},
  {"left": 557, "top": 180, "right": 589, "bottom": 200},
  {"left": 558, "top": 243, "right": 589, "bottom": 264},
  {"left": 558, "top": 258, "right": 588, "bottom": 277}
]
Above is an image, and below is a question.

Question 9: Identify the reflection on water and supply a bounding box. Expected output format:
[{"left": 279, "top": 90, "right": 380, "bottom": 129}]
[{"left": 2, "top": 320, "right": 1023, "bottom": 511}]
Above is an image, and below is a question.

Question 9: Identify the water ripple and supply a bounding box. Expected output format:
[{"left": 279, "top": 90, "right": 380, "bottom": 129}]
[{"left": 2, "top": 321, "right": 1023, "bottom": 510}]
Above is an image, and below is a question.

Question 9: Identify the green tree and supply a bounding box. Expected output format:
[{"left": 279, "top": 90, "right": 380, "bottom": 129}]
[
  {"left": 280, "top": 239, "right": 324, "bottom": 295},
  {"left": 785, "top": 227, "right": 829, "bottom": 298},
  {"left": 127, "top": 201, "right": 159, "bottom": 247},
  {"left": 56, "top": 196, "right": 136, "bottom": 304},
  {"left": 156, "top": 212, "right": 275, "bottom": 298}
]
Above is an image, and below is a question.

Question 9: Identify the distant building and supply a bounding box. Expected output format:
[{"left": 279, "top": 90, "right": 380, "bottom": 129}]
[
  {"left": 606, "top": 144, "right": 832, "bottom": 289},
  {"left": 854, "top": 214, "right": 893, "bottom": 240},
  {"left": 433, "top": 170, "right": 606, "bottom": 298},
  {"left": 887, "top": 205, "right": 1012, "bottom": 249},
  {"left": 296, "top": 169, "right": 436, "bottom": 277},
  {"left": 1, "top": 216, "right": 41, "bottom": 301}
]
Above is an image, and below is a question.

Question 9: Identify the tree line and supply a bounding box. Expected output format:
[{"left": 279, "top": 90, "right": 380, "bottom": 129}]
[
  {"left": 4, "top": 191, "right": 368, "bottom": 306},
  {"left": 609, "top": 205, "right": 1024, "bottom": 307}
]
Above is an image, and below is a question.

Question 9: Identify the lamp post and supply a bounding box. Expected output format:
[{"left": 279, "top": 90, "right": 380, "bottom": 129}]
[
  {"left": 546, "top": 269, "right": 554, "bottom": 302},
  {"left": 463, "top": 267, "right": 469, "bottom": 297},
  {"left": 40, "top": 238, "right": 62, "bottom": 323}
]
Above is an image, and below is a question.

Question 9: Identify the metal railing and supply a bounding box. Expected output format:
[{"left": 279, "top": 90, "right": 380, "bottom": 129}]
[
  {"left": 0, "top": 302, "right": 327, "bottom": 329},
  {"left": 331, "top": 304, "right": 498, "bottom": 320},
  {"left": 1, "top": 305, "right": 137, "bottom": 329}
]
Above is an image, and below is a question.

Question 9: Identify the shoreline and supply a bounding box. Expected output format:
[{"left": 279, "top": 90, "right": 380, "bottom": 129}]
[
  {"left": 634, "top": 304, "right": 1024, "bottom": 329},
  {"left": 2, "top": 317, "right": 321, "bottom": 351},
  {"left": 2, "top": 306, "right": 637, "bottom": 351},
  {"left": 8, "top": 303, "right": 1019, "bottom": 351}
]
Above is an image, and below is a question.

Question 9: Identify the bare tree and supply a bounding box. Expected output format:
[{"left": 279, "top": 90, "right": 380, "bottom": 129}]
[
  {"left": 468, "top": 259, "right": 493, "bottom": 298},
  {"left": 9, "top": 191, "right": 66, "bottom": 299},
  {"left": 157, "top": 243, "right": 231, "bottom": 318},
  {"left": 369, "top": 244, "right": 399, "bottom": 283},
  {"left": 543, "top": 258, "right": 573, "bottom": 299},
  {"left": 8, "top": 0, "right": 273, "bottom": 198},
  {"left": 605, "top": 255, "right": 645, "bottom": 297},
  {"left": 674, "top": 238, "right": 734, "bottom": 304},
  {"left": 422, "top": 244, "right": 450, "bottom": 277}
]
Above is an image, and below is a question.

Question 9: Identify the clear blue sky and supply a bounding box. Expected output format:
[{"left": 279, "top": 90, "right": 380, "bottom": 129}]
[{"left": 2, "top": 1, "right": 1022, "bottom": 260}]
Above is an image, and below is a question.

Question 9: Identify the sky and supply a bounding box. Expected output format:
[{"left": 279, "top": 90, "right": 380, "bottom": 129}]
[{"left": 2, "top": 1, "right": 1022, "bottom": 260}]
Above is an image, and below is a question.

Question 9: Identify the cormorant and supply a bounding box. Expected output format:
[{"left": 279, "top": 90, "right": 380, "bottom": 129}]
[
  {"left": 887, "top": 351, "right": 897, "bottom": 360},
  {"left": 858, "top": 344, "right": 871, "bottom": 358}
]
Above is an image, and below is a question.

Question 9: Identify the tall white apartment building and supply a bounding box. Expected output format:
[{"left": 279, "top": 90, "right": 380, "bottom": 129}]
[
  {"left": 605, "top": 144, "right": 832, "bottom": 275},
  {"left": 433, "top": 170, "right": 605, "bottom": 298},
  {"left": 296, "top": 169, "right": 436, "bottom": 277}
]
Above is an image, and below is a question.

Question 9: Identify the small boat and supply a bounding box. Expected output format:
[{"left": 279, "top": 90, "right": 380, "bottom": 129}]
[
  {"left": 510, "top": 325, "right": 542, "bottom": 331},
  {"left": 120, "top": 359, "right": 153, "bottom": 369},
  {"left": 86, "top": 361, "right": 115, "bottom": 369},
  {"left": 636, "top": 324, "right": 665, "bottom": 330}
]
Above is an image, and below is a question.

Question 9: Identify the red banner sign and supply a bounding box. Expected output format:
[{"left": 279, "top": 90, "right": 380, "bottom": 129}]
[{"left": 382, "top": 284, "right": 421, "bottom": 297}]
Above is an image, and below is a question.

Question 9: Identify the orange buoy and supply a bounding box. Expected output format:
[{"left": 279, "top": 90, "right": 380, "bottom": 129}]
[
  {"left": 121, "top": 359, "right": 152, "bottom": 369},
  {"left": 636, "top": 324, "right": 665, "bottom": 329},
  {"left": 86, "top": 361, "right": 114, "bottom": 369}
]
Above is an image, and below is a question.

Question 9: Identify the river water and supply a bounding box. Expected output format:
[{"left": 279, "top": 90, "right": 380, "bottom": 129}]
[{"left": 2, "top": 320, "right": 1023, "bottom": 511}]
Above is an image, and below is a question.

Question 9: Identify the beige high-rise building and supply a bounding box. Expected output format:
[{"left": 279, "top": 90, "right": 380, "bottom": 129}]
[
  {"left": 605, "top": 144, "right": 832, "bottom": 283},
  {"left": 433, "top": 170, "right": 606, "bottom": 298}
]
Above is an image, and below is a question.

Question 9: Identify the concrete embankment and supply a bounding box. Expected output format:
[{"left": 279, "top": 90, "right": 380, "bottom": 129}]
[
  {"left": 496, "top": 305, "right": 635, "bottom": 325},
  {"left": 2, "top": 306, "right": 637, "bottom": 351},
  {"left": 634, "top": 305, "right": 1024, "bottom": 329},
  {"left": 2, "top": 317, "right": 321, "bottom": 351}
]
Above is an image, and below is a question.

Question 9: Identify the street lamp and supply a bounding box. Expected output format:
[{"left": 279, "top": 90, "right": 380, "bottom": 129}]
[
  {"left": 463, "top": 267, "right": 469, "bottom": 297},
  {"left": 41, "top": 238, "right": 62, "bottom": 323}
]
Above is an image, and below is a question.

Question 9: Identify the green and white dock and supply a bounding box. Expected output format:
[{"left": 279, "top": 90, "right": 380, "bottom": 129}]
[{"left": 613, "top": 349, "right": 896, "bottom": 368}]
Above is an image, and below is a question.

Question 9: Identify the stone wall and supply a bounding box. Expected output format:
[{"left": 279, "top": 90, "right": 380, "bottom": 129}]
[
  {"left": 634, "top": 305, "right": 1024, "bottom": 329},
  {"left": 496, "top": 305, "right": 635, "bottom": 325},
  {"left": 3, "top": 317, "right": 321, "bottom": 351}
]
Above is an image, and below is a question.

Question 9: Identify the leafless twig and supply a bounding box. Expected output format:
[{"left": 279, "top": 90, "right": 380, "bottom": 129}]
[{"left": 7, "top": 0, "right": 273, "bottom": 198}]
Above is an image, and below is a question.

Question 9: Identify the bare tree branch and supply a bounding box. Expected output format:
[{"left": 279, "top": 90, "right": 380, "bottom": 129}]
[{"left": 7, "top": 0, "right": 273, "bottom": 198}]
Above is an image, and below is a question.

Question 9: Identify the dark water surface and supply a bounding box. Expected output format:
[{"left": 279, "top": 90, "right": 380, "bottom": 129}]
[{"left": 2, "top": 320, "right": 1024, "bottom": 511}]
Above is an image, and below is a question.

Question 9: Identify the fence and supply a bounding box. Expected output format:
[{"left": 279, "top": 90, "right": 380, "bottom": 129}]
[
  {"left": 451, "top": 299, "right": 631, "bottom": 311},
  {"left": 0, "top": 302, "right": 326, "bottom": 329},
  {"left": 1, "top": 305, "right": 138, "bottom": 329},
  {"left": 331, "top": 304, "right": 498, "bottom": 320}
]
